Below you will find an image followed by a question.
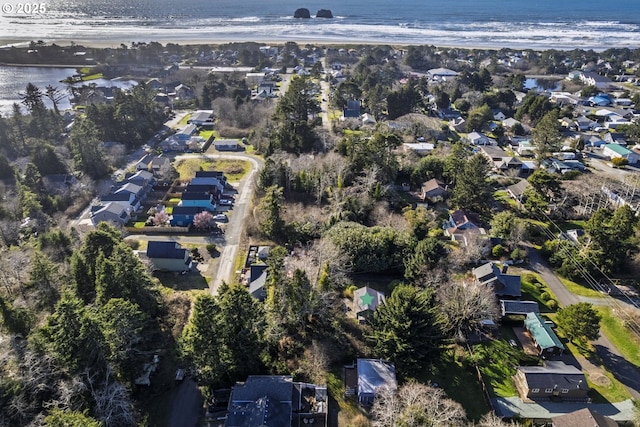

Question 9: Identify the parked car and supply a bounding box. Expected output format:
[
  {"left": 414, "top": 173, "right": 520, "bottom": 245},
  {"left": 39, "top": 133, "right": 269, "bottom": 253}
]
[
  {"left": 213, "top": 214, "right": 228, "bottom": 222},
  {"left": 219, "top": 199, "right": 233, "bottom": 206},
  {"left": 509, "top": 339, "right": 518, "bottom": 348}
]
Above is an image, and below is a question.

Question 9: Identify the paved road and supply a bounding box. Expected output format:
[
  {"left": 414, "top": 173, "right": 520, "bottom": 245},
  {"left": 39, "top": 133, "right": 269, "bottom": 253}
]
[
  {"left": 526, "top": 245, "right": 640, "bottom": 400},
  {"left": 165, "top": 378, "right": 203, "bottom": 427}
]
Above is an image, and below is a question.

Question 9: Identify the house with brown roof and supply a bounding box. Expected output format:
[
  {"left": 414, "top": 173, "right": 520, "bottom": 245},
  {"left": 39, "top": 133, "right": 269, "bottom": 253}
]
[
  {"left": 420, "top": 178, "right": 448, "bottom": 201},
  {"left": 443, "top": 209, "right": 487, "bottom": 247},
  {"left": 551, "top": 408, "right": 618, "bottom": 427}
]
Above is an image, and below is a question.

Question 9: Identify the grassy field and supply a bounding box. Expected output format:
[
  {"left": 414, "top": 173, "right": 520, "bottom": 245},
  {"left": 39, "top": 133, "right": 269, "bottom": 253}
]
[
  {"left": 596, "top": 306, "right": 640, "bottom": 367},
  {"left": 178, "top": 113, "right": 192, "bottom": 126},
  {"left": 559, "top": 276, "right": 604, "bottom": 298},
  {"left": 175, "top": 158, "right": 251, "bottom": 182},
  {"left": 493, "top": 190, "right": 520, "bottom": 210},
  {"left": 82, "top": 73, "right": 103, "bottom": 81},
  {"left": 326, "top": 370, "right": 369, "bottom": 427}
]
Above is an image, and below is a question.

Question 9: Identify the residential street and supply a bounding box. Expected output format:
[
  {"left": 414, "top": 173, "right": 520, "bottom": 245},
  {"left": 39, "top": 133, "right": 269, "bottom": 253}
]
[{"left": 525, "top": 246, "right": 640, "bottom": 400}]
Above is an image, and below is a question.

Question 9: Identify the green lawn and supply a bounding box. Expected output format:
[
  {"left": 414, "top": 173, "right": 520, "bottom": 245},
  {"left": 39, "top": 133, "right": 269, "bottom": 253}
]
[
  {"left": 175, "top": 158, "right": 251, "bottom": 182},
  {"left": 133, "top": 221, "right": 146, "bottom": 228},
  {"left": 472, "top": 339, "right": 538, "bottom": 399},
  {"left": 559, "top": 276, "right": 604, "bottom": 298},
  {"left": 518, "top": 272, "right": 558, "bottom": 312},
  {"left": 493, "top": 190, "right": 520, "bottom": 210},
  {"left": 596, "top": 306, "right": 640, "bottom": 367},
  {"left": 82, "top": 73, "right": 103, "bottom": 81},
  {"left": 199, "top": 129, "right": 219, "bottom": 140},
  {"left": 178, "top": 113, "right": 192, "bottom": 126}
]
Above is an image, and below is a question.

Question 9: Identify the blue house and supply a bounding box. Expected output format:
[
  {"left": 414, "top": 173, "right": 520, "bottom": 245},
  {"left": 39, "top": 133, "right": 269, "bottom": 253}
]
[
  {"left": 343, "top": 100, "right": 361, "bottom": 118},
  {"left": 170, "top": 206, "right": 205, "bottom": 226},
  {"left": 178, "top": 192, "right": 216, "bottom": 211}
]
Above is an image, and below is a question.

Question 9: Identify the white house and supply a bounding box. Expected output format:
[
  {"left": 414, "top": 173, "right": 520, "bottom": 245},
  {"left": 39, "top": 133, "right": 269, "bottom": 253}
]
[{"left": 602, "top": 144, "right": 639, "bottom": 164}]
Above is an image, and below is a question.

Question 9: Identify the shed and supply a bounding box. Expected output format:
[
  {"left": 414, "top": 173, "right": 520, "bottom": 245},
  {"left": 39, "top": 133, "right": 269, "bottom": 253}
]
[{"left": 524, "top": 312, "right": 564, "bottom": 356}]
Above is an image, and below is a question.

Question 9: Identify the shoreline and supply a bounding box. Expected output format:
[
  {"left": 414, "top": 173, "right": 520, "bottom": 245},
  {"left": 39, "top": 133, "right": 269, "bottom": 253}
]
[{"left": 0, "top": 37, "right": 617, "bottom": 53}]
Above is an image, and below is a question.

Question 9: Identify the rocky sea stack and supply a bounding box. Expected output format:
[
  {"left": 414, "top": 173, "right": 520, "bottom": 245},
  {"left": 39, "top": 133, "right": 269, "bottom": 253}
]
[
  {"left": 293, "top": 8, "right": 311, "bottom": 18},
  {"left": 316, "top": 9, "right": 333, "bottom": 18}
]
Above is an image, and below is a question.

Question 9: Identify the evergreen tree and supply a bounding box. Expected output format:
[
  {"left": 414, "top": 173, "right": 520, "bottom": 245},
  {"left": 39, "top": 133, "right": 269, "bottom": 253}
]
[
  {"left": 404, "top": 238, "right": 447, "bottom": 282},
  {"left": 450, "top": 154, "right": 492, "bottom": 213},
  {"left": 368, "top": 284, "right": 444, "bottom": 371},
  {"left": 556, "top": 303, "right": 601, "bottom": 343}
]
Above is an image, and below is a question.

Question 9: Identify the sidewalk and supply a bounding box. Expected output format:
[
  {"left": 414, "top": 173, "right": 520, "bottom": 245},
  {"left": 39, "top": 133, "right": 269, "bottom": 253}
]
[{"left": 493, "top": 397, "right": 635, "bottom": 422}]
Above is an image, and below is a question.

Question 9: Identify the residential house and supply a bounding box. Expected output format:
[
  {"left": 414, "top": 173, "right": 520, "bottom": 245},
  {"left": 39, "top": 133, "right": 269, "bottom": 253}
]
[
  {"left": 551, "top": 408, "right": 618, "bottom": 427},
  {"left": 342, "top": 100, "right": 361, "bottom": 119},
  {"left": 479, "top": 145, "right": 523, "bottom": 174},
  {"left": 195, "top": 170, "right": 228, "bottom": 185},
  {"left": 513, "top": 361, "right": 588, "bottom": 402},
  {"left": 492, "top": 109, "right": 507, "bottom": 121},
  {"left": 188, "top": 110, "right": 214, "bottom": 128},
  {"left": 256, "top": 82, "right": 277, "bottom": 97},
  {"left": 604, "top": 133, "right": 628, "bottom": 146},
  {"left": 427, "top": 67, "right": 459, "bottom": 81},
  {"left": 403, "top": 142, "right": 435, "bottom": 155},
  {"left": 472, "top": 262, "right": 522, "bottom": 298},
  {"left": 449, "top": 116, "right": 467, "bottom": 132},
  {"left": 178, "top": 192, "right": 217, "bottom": 211},
  {"left": 603, "top": 144, "right": 639, "bottom": 164},
  {"left": 443, "top": 209, "right": 487, "bottom": 247},
  {"left": 112, "top": 183, "right": 144, "bottom": 211},
  {"left": 589, "top": 95, "right": 612, "bottom": 107},
  {"left": 170, "top": 206, "right": 205, "bottom": 227},
  {"left": 174, "top": 83, "right": 194, "bottom": 99},
  {"left": 579, "top": 71, "right": 612, "bottom": 89},
  {"left": 420, "top": 178, "right": 448, "bottom": 201},
  {"left": 361, "top": 113, "right": 376, "bottom": 126},
  {"left": 248, "top": 264, "right": 268, "bottom": 301},
  {"left": 436, "top": 108, "right": 461, "bottom": 120},
  {"left": 125, "top": 170, "right": 155, "bottom": 189},
  {"left": 466, "top": 131, "right": 497, "bottom": 146},
  {"left": 214, "top": 139, "right": 239, "bottom": 151},
  {"left": 584, "top": 135, "right": 606, "bottom": 148},
  {"left": 344, "top": 359, "right": 397, "bottom": 405},
  {"left": 90, "top": 202, "right": 130, "bottom": 226},
  {"left": 501, "top": 117, "right": 521, "bottom": 130},
  {"left": 352, "top": 286, "right": 385, "bottom": 323},
  {"left": 506, "top": 179, "right": 529, "bottom": 207},
  {"left": 524, "top": 312, "right": 565, "bottom": 356},
  {"left": 185, "top": 184, "right": 219, "bottom": 197},
  {"left": 516, "top": 140, "right": 535, "bottom": 157},
  {"left": 190, "top": 176, "right": 225, "bottom": 194},
  {"left": 225, "top": 375, "right": 328, "bottom": 427},
  {"left": 145, "top": 241, "right": 193, "bottom": 272},
  {"left": 500, "top": 300, "right": 539, "bottom": 317}
]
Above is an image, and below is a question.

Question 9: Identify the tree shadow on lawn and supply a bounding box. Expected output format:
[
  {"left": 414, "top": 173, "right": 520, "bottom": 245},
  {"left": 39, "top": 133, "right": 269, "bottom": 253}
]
[
  {"left": 593, "top": 344, "right": 640, "bottom": 397},
  {"left": 154, "top": 270, "right": 209, "bottom": 291}
]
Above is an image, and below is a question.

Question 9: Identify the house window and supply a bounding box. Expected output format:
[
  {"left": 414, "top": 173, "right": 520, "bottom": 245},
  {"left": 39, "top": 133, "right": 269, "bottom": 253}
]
[
  {"left": 544, "top": 388, "right": 553, "bottom": 393},
  {"left": 561, "top": 388, "right": 569, "bottom": 394},
  {"left": 531, "top": 388, "right": 540, "bottom": 393}
]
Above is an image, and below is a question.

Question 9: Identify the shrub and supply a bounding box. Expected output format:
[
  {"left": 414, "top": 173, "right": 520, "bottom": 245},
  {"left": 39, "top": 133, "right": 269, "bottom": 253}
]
[
  {"left": 492, "top": 244, "right": 505, "bottom": 258},
  {"left": 540, "top": 291, "right": 551, "bottom": 301},
  {"left": 523, "top": 273, "right": 538, "bottom": 284},
  {"left": 546, "top": 299, "right": 558, "bottom": 310},
  {"left": 511, "top": 247, "right": 526, "bottom": 261},
  {"left": 206, "top": 243, "right": 219, "bottom": 256},
  {"left": 611, "top": 157, "right": 628, "bottom": 167}
]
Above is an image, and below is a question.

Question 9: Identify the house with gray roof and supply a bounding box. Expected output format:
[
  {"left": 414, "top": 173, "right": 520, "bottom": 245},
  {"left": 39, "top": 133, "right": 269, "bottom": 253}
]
[
  {"left": 248, "top": 264, "right": 268, "bottom": 301},
  {"left": 500, "top": 300, "right": 539, "bottom": 317},
  {"left": 226, "top": 375, "right": 327, "bottom": 427},
  {"left": 344, "top": 359, "right": 397, "bottom": 406},
  {"left": 524, "top": 312, "right": 564, "bottom": 356},
  {"left": 472, "top": 262, "right": 521, "bottom": 298},
  {"left": 514, "top": 361, "right": 588, "bottom": 402},
  {"left": 90, "top": 202, "right": 130, "bottom": 226},
  {"left": 145, "top": 241, "right": 192, "bottom": 272},
  {"left": 352, "top": 286, "right": 385, "bottom": 323}
]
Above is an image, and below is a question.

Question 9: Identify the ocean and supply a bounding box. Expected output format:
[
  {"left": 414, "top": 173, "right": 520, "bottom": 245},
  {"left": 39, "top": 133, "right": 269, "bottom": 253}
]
[{"left": 0, "top": 0, "right": 639, "bottom": 50}]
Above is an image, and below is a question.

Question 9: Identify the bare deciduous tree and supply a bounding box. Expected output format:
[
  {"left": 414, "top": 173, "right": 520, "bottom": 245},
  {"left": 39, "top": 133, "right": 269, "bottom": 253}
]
[
  {"left": 372, "top": 382, "right": 467, "bottom": 427},
  {"left": 471, "top": 412, "right": 522, "bottom": 427},
  {"left": 437, "top": 279, "right": 499, "bottom": 343}
]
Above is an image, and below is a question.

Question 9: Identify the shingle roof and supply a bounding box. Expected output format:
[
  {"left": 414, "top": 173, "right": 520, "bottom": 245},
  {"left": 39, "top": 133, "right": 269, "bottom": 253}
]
[
  {"left": 227, "top": 376, "right": 293, "bottom": 427},
  {"left": 552, "top": 408, "right": 618, "bottom": 427},
  {"left": 518, "top": 361, "right": 587, "bottom": 392},
  {"left": 181, "top": 191, "right": 212, "bottom": 201},
  {"left": 500, "top": 300, "right": 540, "bottom": 316},
  {"left": 357, "top": 359, "right": 397, "bottom": 396},
  {"left": 171, "top": 206, "right": 205, "bottom": 216},
  {"left": 146, "top": 241, "right": 187, "bottom": 259}
]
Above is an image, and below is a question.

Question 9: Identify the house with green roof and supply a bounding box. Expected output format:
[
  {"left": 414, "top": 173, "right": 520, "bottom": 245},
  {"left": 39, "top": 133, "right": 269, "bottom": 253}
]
[
  {"left": 602, "top": 143, "right": 639, "bottom": 164},
  {"left": 524, "top": 312, "right": 565, "bottom": 357}
]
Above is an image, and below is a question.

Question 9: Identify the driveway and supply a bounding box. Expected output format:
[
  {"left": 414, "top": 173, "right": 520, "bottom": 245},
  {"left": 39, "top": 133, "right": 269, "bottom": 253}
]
[{"left": 165, "top": 378, "right": 203, "bottom": 427}]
